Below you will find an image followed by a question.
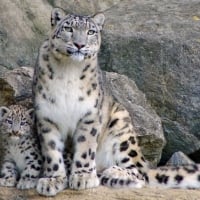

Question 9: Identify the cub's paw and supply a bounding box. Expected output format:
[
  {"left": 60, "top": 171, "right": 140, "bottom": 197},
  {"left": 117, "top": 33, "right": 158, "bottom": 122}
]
[
  {"left": 69, "top": 173, "right": 99, "bottom": 190},
  {"left": 36, "top": 177, "right": 67, "bottom": 196},
  {"left": 17, "top": 177, "right": 38, "bottom": 189},
  {"left": 0, "top": 177, "right": 17, "bottom": 187}
]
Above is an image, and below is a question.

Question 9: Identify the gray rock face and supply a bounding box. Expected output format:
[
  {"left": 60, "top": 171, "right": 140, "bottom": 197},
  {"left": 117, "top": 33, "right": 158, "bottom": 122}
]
[
  {"left": 0, "top": 0, "right": 51, "bottom": 69},
  {"left": 99, "top": 0, "right": 200, "bottom": 163},
  {"left": 47, "top": 0, "right": 121, "bottom": 15},
  {"left": 0, "top": 66, "right": 33, "bottom": 106}
]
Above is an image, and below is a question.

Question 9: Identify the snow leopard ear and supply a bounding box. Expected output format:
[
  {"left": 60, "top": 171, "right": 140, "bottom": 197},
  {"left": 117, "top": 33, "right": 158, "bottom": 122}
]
[
  {"left": 92, "top": 13, "right": 105, "bottom": 31},
  {"left": 0, "top": 106, "right": 10, "bottom": 120},
  {"left": 26, "top": 108, "right": 34, "bottom": 120},
  {"left": 51, "top": 7, "right": 66, "bottom": 28}
]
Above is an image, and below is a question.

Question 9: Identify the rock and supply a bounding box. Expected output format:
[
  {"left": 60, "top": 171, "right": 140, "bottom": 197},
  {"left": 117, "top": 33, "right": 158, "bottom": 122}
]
[
  {"left": 166, "top": 151, "right": 195, "bottom": 166},
  {"left": 104, "top": 72, "right": 165, "bottom": 166},
  {"left": 0, "top": 66, "right": 14, "bottom": 106},
  {"left": 98, "top": 0, "right": 200, "bottom": 163},
  {"left": 49, "top": 0, "right": 122, "bottom": 15},
  {"left": 0, "top": 0, "right": 51, "bottom": 69},
  {"left": 0, "top": 66, "right": 33, "bottom": 107}
]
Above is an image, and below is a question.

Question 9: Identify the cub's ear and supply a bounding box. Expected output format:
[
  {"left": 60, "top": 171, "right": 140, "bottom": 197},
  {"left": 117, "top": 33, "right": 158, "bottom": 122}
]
[
  {"left": 0, "top": 106, "right": 10, "bottom": 120},
  {"left": 51, "top": 7, "right": 66, "bottom": 28},
  {"left": 26, "top": 108, "right": 34, "bottom": 120},
  {"left": 92, "top": 13, "right": 105, "bottom": 31}
]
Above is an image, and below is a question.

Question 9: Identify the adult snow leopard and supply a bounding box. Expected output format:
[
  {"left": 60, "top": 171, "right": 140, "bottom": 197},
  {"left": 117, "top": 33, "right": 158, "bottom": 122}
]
[{"left": 33, "top": 7, "right": 200, "bottom": 196}]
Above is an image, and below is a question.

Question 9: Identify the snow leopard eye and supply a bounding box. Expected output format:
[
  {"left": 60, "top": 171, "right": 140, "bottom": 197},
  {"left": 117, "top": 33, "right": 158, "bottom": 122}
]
[
  {"left": 20, "top": 121, "right": 26, "bottom": 126},
  {"left": 87, "top": 30, "right": 96, "bottom": 35},
  {"left": 6, "top": 119, "right": 12, "bottom": 125},
  {"left": 63, "top": 26, "right": 73, "bottom": 33}
]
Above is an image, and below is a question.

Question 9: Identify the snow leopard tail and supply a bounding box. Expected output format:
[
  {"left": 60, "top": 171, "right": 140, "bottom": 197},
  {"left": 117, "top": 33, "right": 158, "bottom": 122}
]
[
  {"left": 98, "top": 164, "right": 200, "bottom": 189},
  {"left": 147, "top": 164, "right": 200, "bottom": 189}
]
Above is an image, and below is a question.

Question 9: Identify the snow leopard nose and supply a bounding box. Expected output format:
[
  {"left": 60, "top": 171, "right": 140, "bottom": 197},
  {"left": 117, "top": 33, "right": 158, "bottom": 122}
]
[
  {"left": 12, "top": 131, "right": 19, "bottom": 136},
  {"left": 74, "top": 42, "right": 85, "bottom": 50}
]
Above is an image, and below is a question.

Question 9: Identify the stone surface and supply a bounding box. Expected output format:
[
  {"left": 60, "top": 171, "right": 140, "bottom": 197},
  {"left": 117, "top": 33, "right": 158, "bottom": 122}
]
[
  {"left": 0, "top": 66, "right": 33, "bottom": 107},
  {"left": 166, "top": 151, "right": 195, "bottom": 166},
  {"left": 99, "top": 0, "right": 200, "bottom": 163},
  {"left": 1, "top": 186, "right": 200, "bottom": 200},
  {"left": 48, "top": 0, "right": 122, "bottom": 15},
  {"left": 0, "top": 66, "right": 14, "bottom": 106},
  {"left": 0, "top": 0, "right": 52, "bottom": 69}
]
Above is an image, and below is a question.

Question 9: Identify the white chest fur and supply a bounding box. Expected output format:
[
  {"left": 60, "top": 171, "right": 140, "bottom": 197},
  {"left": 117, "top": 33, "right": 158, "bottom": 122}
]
[
  {"left": 7, "top": 141, "right": 26, "bottom": 172},
  {"left": 37, "top": 59, "right": 97, "bottom": 139}
]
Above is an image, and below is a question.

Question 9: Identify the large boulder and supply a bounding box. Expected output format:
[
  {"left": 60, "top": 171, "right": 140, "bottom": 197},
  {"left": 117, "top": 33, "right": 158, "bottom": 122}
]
[{"left": 99, "top": 0, "right": 200, "bottom": 163}]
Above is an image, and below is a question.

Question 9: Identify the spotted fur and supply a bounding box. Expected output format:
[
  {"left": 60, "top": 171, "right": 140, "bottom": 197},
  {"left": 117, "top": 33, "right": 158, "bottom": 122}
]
[
  {"left": 33, "top": 8, "right": 200, "bottom": 196},
  {"left": 0, "top": 105, "right": 42, "bottom": 189}
]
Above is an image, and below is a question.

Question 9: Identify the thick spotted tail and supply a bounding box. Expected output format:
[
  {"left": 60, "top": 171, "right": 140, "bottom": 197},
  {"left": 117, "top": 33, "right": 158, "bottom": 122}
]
[
  {"left": 147, "top": 164, "right": 200, "bottom": 189},
  {"left": 98, "top": 164, "right": 200, "bottom": 189},
  {"left": 97, "top": 166, "right": 145, "bottom": 188}
]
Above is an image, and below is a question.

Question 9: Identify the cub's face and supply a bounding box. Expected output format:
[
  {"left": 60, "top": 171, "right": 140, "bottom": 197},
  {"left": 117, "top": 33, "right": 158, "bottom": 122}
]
[
  {"left": 50, "top": 8, "right": 105, "bottom": 61},
  {"left": 0, "top": 105, "right": 33, "bottom": 140}
]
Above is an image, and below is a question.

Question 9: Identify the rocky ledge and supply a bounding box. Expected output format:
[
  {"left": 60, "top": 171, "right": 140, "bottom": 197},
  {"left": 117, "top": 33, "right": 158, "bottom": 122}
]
[{"left": 1, "top": 186, "right": 200, "bottom": 200}]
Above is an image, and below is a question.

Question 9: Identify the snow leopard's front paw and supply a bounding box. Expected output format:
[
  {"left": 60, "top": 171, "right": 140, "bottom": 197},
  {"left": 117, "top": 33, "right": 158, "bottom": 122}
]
[
  {"left": 69, "top": 173, "right": 99, "bottom": 190},
  {"left": 36, "top": 177, "right": 67, "bottom": 196},
  {"left": 0, "top": 177, "right": 17, "bottom": 187},
  {"left": 17, "top": 177, "right": 38, "bottom": 189}
]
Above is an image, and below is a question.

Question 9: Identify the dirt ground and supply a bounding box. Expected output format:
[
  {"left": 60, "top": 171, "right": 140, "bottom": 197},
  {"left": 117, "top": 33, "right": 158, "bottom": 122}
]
[{"left": 1, "top": 186, "right": 200, "bottom": 200}]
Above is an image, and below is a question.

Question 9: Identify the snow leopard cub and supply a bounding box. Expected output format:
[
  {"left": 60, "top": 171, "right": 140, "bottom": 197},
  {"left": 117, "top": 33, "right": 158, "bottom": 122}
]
[{"left": 0, "top": 105, "right": 42, "bottom": 189}]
